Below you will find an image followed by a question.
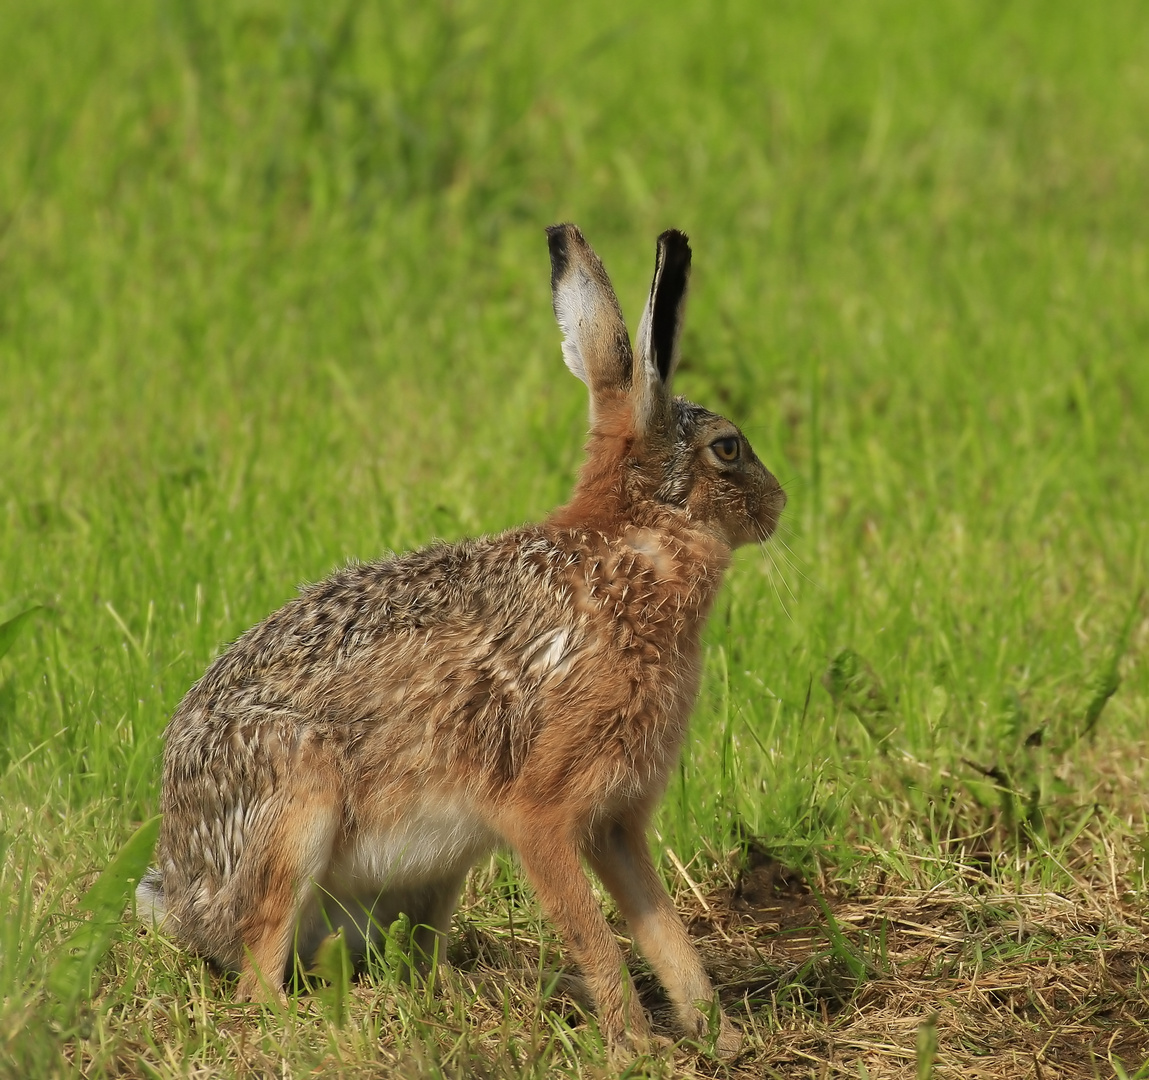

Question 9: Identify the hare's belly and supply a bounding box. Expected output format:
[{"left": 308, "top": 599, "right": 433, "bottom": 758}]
[
  {"left": 293, "top": 798, "right": 495, "bottom": 962},
  {"left": 327, "top": 797, "right": 497, "bottom": 889}
]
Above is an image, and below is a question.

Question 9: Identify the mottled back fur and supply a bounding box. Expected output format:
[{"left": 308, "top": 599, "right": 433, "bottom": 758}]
[{"left": 139, "top": 225, "right": 786, "bottom": 1059}]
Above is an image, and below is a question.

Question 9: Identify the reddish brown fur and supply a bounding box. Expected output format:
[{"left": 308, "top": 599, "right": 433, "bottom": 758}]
[
  {"left": 549, "top": 407, "right": 636, "bottom": 531},
  {"left": 139, "top": 225, "right": 786, "bottom": 1060}
]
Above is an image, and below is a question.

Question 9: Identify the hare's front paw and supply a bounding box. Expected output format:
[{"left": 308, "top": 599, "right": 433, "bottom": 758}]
[
  {"left": 605, "top": 1026, "right": 671, "bottom": 1065},
  {"left": 601, "top": 1005, "right": 664, "bottom": 1063},
  {"left": 236, "top": 970, "right": 287, "bottom": 1007},
  {"left": 713, "top": 1014, "right": 744, "bottom": 1060},
  {"left": 681, "top": 1003, "right": 744, "bottom": 1060}
]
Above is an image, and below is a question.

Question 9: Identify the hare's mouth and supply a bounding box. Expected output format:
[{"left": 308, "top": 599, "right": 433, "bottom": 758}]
[{"left": 749, "top": 484, "right": 787, "bottom": 545}]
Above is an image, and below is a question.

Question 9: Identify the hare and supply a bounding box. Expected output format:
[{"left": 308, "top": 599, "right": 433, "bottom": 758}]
[{"left": 138, "top": 224, "right": 785, "bottom": 1058}]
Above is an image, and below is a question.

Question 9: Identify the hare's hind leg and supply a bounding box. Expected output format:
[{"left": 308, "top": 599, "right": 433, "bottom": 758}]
[
  {"left": 233, "top": 759, "right": 342, "bottom": 1002},
  {"left": 503, "top": 816, "right": 651, "bottom": 1055},
  {"left": 410, "top": 872, "right": 467, "bottom": 968},
  {"left": 587, "top": 815, "right": 742, "bottom": 1058}
]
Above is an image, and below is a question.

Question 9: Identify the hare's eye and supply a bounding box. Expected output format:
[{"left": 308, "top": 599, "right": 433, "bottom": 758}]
[{"left": 711, "top": 437, "right": 741, "bottom": 463}]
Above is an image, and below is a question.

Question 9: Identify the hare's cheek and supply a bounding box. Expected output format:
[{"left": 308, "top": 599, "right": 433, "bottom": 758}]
[{"left": 684, "top": 475, "right": 720, "bottom": 518}]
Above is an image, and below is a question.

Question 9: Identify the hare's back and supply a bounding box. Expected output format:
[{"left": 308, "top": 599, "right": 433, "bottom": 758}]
[{"left": 168, "top": 530, "right": 577, "bottom": 737}]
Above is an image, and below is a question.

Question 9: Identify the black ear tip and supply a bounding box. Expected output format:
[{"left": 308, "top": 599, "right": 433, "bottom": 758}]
[
  {"left": 657, "top": 229, "right": 692, "bottom": 265},
  {"left": 547, "top": 223, "right": 575, "bottom": 283}
]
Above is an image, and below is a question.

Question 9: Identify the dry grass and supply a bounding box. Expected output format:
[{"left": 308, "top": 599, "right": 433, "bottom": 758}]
[
  {"left": 695, "top": 852, "right": 1149, "bottom": 1079},
  {"left": 20, "top": 830, "right": 1141, "bottom": 1080},
  {"left": 6, "top": 738, "right": 1147, "bottom": 1079}
]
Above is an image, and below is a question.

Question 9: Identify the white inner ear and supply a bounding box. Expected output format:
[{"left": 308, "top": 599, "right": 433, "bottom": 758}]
[
  {"left": 634, "top": 298, "right": 660, "bottom": 384},
  {"left": 631, "top": 295, "right": 663, "bottom": 433},
  {"left": 552, "top": 272, "right": 592, "bottom": 386},
  {"left": 560, "top": 338, "right": 588, "bottom": 385}
]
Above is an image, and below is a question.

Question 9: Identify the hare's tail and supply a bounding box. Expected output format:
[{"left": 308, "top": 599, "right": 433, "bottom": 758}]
[{"left": 136, "top": 868, "right": 167, "bottom": 926}]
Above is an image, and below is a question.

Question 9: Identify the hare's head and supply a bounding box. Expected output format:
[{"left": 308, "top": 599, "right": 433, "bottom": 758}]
[{"left": 547, "top": 224, "right": 785, "bottom": 549}]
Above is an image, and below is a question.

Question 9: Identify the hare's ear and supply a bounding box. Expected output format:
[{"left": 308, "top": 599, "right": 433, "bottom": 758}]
[
  {"left": 547, "top": 224, "right": 633, "bottom": 423},
  {"left": 634, "top": 229, "right": 691, "bottom": 418}
]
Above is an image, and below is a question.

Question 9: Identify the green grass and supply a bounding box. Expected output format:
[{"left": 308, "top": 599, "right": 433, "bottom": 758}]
[{"left": 2, "top": 0, "right": 1148, "bottom": 1075}]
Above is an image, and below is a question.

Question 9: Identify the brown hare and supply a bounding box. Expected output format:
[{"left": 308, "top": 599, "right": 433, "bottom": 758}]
[{"left": 139, "top": 224, "right": 786, "bottom": 1058}]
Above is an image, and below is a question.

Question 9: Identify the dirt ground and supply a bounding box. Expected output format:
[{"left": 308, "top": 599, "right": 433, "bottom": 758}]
[{"left": 643, "top": 847, "right": 1149, "bottom": 1079}]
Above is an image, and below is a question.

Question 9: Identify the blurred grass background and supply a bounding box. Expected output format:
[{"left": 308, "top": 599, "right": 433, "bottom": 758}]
[{"left": 1, "top": 0, "right": 1147, "bottom": 1074}]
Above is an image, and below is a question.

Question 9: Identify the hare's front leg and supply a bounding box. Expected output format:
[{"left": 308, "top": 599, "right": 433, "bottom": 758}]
[
  {"left": 587, "top": 814, "right": 742, "bottom": 1058},
  {"left": 233, "top": 761, "right": 341, "bottom": 1001},
  {"left": 503, "top": 817, "right": 652, "bottom": 1055}
]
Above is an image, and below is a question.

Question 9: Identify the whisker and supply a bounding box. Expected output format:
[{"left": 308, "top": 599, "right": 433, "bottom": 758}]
[
  {"left": 759, "top": 541, "right": 794, "bottom": 621},
  {"left": 774, "top": 514, "right": 807, "bottom": 544},
  {"left": 756, "top": 521, "right": 801, "bottom": 605},
  {"left": 752, "top": 522, "right": 794, "bottom": 621},
  {"left": 770, "top": 543, "right": 800, "bottom": 605},
  {"left": 772, "top": 532, "right": 821, "bottom": 591},
  {"left": 774, "top": 549, "right": 811, "bottom": 595}
]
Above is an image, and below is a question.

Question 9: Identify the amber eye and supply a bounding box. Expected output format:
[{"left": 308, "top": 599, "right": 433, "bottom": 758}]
[{"left": 711, "top": 436, "right": 741, "bottom": 463}]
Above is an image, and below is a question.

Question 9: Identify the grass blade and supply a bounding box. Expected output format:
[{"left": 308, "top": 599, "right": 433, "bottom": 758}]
[
  {"left": 47, "top": 816, "right": 160, "bottom": 1014},
  {"left": 0, "top": 605, "right": 42, "bottom": 662}
]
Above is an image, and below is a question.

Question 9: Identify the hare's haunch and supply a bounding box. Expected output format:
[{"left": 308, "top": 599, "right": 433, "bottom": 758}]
[{"left": 140, "top": 225, "right": 786, "bottom": 1058}]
